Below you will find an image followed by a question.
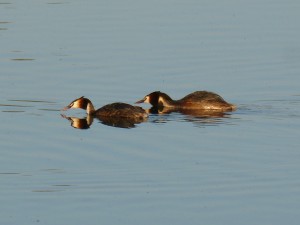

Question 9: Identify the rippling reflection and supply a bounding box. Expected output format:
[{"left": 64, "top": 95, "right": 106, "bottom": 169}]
[
  {"left": 61, "top": 106, "right": 234, "bottom": 129},
  {"left": 61, "top": 114, "right": 94, "bottom": 129},
  {"left": 148, "top": 106, "right": 227, "bottom": 117},
  {"left": 1, "top": 99, "right": 57, "bottom": 113},
  {"left": 61, "top": 114, "right": 147, "bottom": 129},
  {"left": 10, "top": 58, "right": 35, "bottom": 61},
  {"left": 147, "top": 106, "right": 234, "bottom": 127}
]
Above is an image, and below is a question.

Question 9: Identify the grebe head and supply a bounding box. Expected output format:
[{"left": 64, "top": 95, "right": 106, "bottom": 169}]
[
  {"left": 136, "top": 91, "right": 172, "bottom": 107},
  {"left": 62, "top": 96, "right": 95, "bottom": 114}
]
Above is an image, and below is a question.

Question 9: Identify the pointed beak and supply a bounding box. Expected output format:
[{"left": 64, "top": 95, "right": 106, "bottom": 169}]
[
  {"left": 135, "top": 98, "right": 145, "bottom": 104},
  {"left": 61, "top": 105, "right": 71, "bottom": 111}
]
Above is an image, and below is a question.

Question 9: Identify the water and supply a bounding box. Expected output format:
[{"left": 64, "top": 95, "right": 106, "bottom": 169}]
[{"left": 1, "top": 0, "right": 300, "bottom": 224}]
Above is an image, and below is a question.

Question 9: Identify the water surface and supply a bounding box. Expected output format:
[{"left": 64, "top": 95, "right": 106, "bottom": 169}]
[{"left": 1, "top": 0, "right": 300, "bottom": 225}]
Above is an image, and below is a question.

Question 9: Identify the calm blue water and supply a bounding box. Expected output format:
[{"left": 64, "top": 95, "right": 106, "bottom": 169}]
[{"left": 1, "top": 1, "right": 300, "bottom": 225}]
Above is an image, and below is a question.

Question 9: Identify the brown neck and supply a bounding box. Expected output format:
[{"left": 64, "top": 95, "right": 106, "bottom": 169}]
[
  {"left": 158, "top": 93, "right": 176, "bottom": 108},
  {"left": 86, "top": 101, "right": 96, "bottom": 115}
]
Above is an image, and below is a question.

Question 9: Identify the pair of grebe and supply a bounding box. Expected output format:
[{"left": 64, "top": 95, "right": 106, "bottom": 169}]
[{"left": 63, "top": 91, "right": 236, "bottom": 119}]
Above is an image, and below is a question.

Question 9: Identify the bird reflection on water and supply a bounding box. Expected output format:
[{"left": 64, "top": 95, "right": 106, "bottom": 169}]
[
  {"left": 147, "top": 106, "right": 233, "bottom": 127},
  {"left": 61, "top": 114, "right": 147, "bottom": 129},
  {"left": 61, "top": 106, "right": 234, "bottom": 129}
]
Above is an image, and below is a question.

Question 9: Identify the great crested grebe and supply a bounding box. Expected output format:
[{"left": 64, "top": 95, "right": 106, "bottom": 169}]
[
  {"left": 136, "top": 91, "right": 236, "bottom": 111},
  {"left": 63, "top": 96, "right": 148, "bottom": 119}
]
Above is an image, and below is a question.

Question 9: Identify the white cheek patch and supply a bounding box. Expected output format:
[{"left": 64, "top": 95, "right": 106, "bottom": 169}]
[
  {"left": 72, "top": 101, "right": 80, "bottom": 108},
  {"left": 144, "top": 96, "right": 150, "bottom": 103}
]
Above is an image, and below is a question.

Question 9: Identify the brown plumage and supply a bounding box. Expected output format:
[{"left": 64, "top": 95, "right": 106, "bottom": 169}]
[
  {"left": 96, "top": 102, "right": 147, "bottom": 118},
  {"left": 63, "top": 96, "right": 148, "bottom": 119},
  {"left": 136, "top": 91, "right": 236, "bottom": 112}
]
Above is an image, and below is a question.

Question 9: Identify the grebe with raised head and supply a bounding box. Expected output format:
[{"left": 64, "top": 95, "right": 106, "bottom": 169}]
[{"left": 63, "top": 96, "right": 148, "bottom": 119}]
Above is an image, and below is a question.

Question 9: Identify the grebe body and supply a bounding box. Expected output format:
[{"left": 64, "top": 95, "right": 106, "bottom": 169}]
[
  {"left": 136, "top": 91, "right": 236, "bottom": 111},
  {"left": 63, "top": 96, "right": 148, "bottom": 119}
]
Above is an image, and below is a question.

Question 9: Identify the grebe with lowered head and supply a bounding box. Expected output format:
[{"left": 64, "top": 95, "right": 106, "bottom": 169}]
[
  {"left": 63, "top": 96, "right": 148, "bottom": 119},
  {"left": 136, "top": 91, "right": 236, "bottom": 112}
]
